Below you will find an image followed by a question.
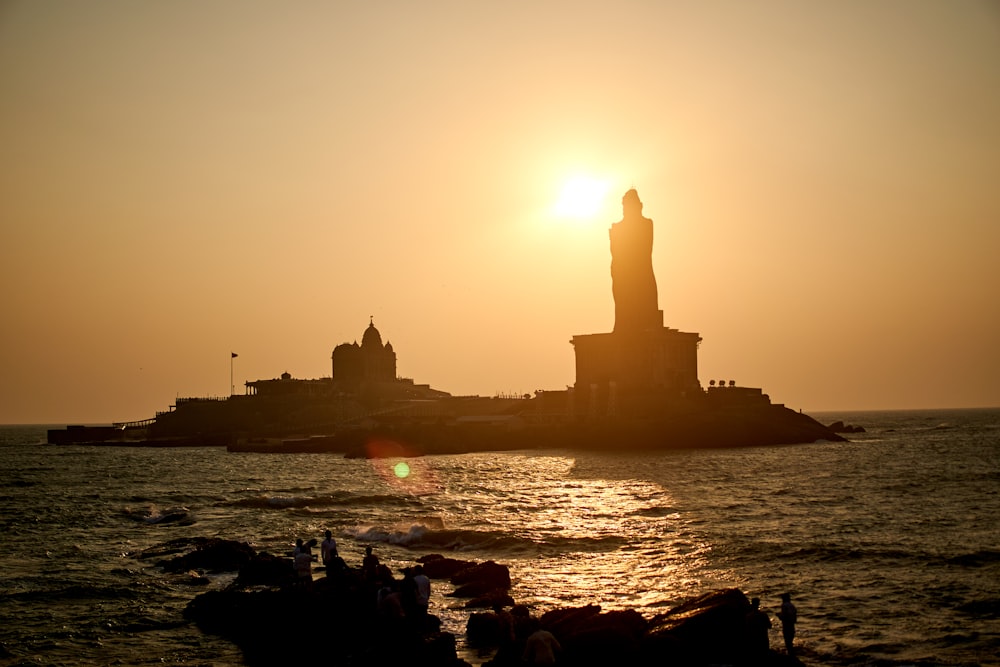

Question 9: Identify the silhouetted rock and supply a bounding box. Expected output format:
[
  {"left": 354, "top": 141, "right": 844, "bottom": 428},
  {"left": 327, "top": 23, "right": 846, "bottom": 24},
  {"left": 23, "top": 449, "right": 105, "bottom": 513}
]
[
  {"left": 538, "top": 604, "right": 603, "bottom": 636},
  {"left": 466, "top": 610, "right": 505, "bottom": 646},
  {"left": 554, "top": 608, "right": 648, "bottom": 666},
  {"left": 450, "top": 560, "right": 511, "bottom": 594},
  {"left": 170, "top": 541, "right": 495, "bottom": 666},
  {"left": 237, "top": 550, "right": 295, "bottom": 587},
  {"left": 464, "top": 591, "right": 515, "bottom": 609},
  {"left": 418, "top": 554, "right": 476, "bottom": 579},
  {"left": 155, "top": 538, "right": 257, "bottom": 573},
  {"left": 645, "top": 588, "right": 752, "bottom": 664},
  {"left": 184, "top": 584, "right": 461, "bottom": 666},
  {"left": 476, "top": 591, "right": 787, "bottom": 667},
  {"left": 416, "top": 555, "right": 512, "bottom": 599},
  {"left": 177, "top": 570, "right": 211, "bottom": 586},
  {"left": 828, "top": 420, "right": 866, "bottom": 433},
  {"left": 168, "top": 540, "right": 797, "bottom": 667}
]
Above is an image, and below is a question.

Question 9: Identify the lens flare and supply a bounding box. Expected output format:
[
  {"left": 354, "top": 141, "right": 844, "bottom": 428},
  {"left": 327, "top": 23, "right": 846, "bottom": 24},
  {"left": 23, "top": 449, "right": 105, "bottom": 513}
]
[{"left": 363, "top": 437, "right": 438, "bottom": 495}]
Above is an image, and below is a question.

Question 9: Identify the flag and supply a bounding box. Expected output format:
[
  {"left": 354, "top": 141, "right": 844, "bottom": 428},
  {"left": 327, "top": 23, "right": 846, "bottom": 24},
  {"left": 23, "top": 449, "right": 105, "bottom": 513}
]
[{"left": 231, "top": 352, "right": 238, "bottom": 358}]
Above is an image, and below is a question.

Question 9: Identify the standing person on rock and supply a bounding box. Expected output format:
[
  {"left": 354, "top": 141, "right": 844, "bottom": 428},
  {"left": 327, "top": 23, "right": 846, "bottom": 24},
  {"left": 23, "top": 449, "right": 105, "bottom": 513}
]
[
  {"left": 293, "top": 539, "right": 316, "bottom": 589},
  {"left": 321, "top": 530, "right": 338, "bottom": 575},
  {"left": 362, "top": 545, "right": 380, "bottom": 583},
  {"left": 778, "top": 592, "right": 798, "bottom": 655},
  {"left": 413, "top": 565, "right": 431, "bottom": 618},
  {"left": 744, "top": 597, "right": 772, "bottom": 660}
]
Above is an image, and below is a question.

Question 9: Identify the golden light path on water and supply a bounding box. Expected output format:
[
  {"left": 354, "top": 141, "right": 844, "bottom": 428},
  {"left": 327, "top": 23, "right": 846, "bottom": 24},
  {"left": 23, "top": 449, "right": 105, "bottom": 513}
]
[{"left": 362, "top": 452, "right": 735, "bottom": 623}]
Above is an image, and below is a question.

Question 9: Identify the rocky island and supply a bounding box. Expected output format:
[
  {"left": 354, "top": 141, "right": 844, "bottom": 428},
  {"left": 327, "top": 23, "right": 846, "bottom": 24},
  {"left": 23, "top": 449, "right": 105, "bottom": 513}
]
[{"left": 49, "top": 189, "right": 844, "bottom": 452}]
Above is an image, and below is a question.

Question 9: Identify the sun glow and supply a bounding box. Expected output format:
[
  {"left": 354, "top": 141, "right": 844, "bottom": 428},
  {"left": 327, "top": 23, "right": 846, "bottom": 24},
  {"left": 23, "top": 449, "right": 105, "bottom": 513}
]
[{"left": 553, "top": 176, "right": 610, "bottom": 220}]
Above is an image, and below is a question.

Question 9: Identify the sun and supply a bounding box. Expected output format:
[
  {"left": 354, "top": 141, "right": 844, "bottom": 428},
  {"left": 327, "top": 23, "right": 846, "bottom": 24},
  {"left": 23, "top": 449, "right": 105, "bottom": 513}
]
[{"left": 553, "top": 176, "right": 609, "bottom": 220}]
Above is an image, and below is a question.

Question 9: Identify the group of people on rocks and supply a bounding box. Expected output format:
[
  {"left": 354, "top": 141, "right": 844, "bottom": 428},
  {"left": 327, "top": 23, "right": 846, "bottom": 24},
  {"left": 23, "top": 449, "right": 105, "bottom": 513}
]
[
  {"left": 289, "top": 531, "right": 798, "bottom": 664},
  {"left": 376, "top": 563, "right": 432, "bottom": 628},
  {"left": 291, "top": 529, "right": 348, "bottom": 589},
  {"left": 290, "top": 532, "right": 433, "bottom": 630},
  {"left": 744, "top": 592, "right": 798, "bottom": 658}
]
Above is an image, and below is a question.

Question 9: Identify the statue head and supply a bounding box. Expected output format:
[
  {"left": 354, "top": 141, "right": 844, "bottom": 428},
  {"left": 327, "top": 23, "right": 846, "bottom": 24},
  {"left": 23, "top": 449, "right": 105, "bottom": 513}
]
[{"left": 622, "top": 188, "right": 643, "bottom": 218}]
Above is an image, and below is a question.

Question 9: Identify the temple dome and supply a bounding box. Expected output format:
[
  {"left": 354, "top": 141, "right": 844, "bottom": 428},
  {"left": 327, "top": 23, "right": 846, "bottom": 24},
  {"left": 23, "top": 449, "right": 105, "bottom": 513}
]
[{"left": 362, "top": 320, "right": 383, "bottom": 348}]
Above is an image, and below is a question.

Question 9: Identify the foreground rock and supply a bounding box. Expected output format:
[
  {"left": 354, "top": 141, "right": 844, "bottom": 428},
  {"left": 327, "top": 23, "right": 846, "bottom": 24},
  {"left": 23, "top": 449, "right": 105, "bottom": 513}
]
[
  {"left": 167, "top": 541, "right": 806, "bottom": 666},
  {"left": 185, "top": 585, "right": 461, "bottom": 666},
  {"left": 471, "top": 588, "right": 804, "bottom": 667},
  {"left": 168, "top": 542, "right": 489, "bottom": 666}
]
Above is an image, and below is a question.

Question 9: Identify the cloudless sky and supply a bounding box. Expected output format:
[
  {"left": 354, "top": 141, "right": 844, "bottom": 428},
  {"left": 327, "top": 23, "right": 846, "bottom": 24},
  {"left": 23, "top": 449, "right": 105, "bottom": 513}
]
[{"left": 2, "top": 1, "right": 999, "bottom": 423}]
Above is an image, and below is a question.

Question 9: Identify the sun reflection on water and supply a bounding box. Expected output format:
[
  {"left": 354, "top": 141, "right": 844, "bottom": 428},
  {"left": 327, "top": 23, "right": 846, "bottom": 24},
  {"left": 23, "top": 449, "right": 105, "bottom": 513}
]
[{"left": 424, "top": 453, "right": 720, "bottom": 613}]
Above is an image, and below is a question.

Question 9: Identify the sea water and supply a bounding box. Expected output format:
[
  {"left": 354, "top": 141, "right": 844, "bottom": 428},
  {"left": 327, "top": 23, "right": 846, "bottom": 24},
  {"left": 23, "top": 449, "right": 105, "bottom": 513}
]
[{"left": 1, "top": 409, "right": 997, "bottom": 666}]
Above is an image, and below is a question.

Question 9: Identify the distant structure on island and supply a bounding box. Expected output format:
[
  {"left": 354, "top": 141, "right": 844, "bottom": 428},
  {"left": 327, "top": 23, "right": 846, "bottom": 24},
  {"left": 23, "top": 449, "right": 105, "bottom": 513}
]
[
  {"left": 332, "top": 317, "right": 397, "bottom": 386},
  {"left": 239, "top": 318, "right": 446, "bottom": 404},
  {"left": 48, "top": 188, "right": 842, "bottom": 450},
  {"left": 572, "top": 189, "right": 702, "bottom": 418}
]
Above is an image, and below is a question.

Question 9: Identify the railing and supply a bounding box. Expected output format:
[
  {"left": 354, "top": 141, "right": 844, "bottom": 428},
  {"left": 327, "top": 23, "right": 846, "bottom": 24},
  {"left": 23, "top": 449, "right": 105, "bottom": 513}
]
[
  {"left": 112, "top": 417, "right": 156, "bottom": 429},
  {"left": 175, "top": 396, "right": 230, "bottom": 405}
]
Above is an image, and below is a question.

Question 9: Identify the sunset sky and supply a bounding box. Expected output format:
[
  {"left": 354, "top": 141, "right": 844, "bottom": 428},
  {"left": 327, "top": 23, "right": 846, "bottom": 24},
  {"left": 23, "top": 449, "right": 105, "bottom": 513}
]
[{"left": 2, "top": 1, "right": 999, "bottom": 424}]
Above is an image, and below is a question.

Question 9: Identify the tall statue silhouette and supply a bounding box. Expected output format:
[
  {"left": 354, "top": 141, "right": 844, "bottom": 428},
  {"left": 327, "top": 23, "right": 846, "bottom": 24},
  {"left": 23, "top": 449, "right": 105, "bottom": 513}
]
[{"left": 610, "top": 189, "right": 662, "bottom": 332}]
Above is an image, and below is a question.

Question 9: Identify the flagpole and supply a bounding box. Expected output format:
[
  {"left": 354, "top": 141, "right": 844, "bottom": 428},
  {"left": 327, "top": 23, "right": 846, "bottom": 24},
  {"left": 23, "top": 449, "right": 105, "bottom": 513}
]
[{"left": 230, "top": 352, "right": 238, "bottom": 396}]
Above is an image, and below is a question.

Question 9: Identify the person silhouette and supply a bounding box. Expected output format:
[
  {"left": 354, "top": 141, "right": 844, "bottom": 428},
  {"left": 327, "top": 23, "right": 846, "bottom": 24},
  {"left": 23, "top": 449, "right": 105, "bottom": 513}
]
[
  {"left": 522, "top": 620, "right": 561, "bottom": 666},
  {"left": 293, "top": 539, "right": 316, "bottom": 589},
  {"left": 321, "top": 530, "right": 338, "bottom": 572},
  {"left": 362, "top": 545, "right": 380, "bottom": 583},
  {"left": 777, "top": 592, "right": 798, "bottom": 655},
  {"left": 744, "top": 597, "right": 772, "bottom": 660},
  {"left": 412, "top": 565, "right": 431, "bottom": 618}
]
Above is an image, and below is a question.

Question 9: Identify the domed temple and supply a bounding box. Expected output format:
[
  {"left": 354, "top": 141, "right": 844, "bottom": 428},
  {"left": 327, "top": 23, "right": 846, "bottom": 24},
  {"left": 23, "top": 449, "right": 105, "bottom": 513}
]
[{"left": 332, "top": 317, "right": 397, "bottom": 386}]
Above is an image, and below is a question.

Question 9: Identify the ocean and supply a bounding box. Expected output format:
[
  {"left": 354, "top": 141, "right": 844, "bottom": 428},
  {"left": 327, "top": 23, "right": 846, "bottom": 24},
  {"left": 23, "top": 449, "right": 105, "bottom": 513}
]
[{"left": 1, "top": 408, "right": 998, "bottom": 666}]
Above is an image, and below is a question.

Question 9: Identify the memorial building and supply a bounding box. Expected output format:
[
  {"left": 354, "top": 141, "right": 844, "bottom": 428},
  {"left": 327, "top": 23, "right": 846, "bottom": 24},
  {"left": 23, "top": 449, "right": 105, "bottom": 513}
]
[{"left": 571, "top": 189, "right": 702, "bottom": 418}]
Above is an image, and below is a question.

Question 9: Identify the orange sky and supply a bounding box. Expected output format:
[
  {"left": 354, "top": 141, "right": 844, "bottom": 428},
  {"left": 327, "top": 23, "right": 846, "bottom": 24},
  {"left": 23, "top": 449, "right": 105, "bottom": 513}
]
[{"left": 2, "top": 1, "right": 999, "bottom": 423}]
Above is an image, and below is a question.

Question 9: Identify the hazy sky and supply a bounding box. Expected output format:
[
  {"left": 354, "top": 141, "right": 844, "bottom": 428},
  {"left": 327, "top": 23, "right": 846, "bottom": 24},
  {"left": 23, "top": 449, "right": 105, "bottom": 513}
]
[{"left": 2, "top": 1, "right": 999, "bottom": 423}]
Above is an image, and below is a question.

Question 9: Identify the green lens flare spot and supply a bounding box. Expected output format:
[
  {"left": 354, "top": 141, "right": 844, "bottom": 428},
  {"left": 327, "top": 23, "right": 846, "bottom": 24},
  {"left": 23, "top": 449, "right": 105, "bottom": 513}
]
[{"left": 393, "top": 461, "right": 411, "bottom": 479}]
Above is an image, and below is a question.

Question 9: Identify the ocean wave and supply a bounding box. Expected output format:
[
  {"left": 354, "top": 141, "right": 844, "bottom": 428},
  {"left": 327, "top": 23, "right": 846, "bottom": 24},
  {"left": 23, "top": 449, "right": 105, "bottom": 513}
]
[
  {"left": 345, "top": 522, "right": 627, "bottom": 555},
  {"left": 0, "top": 479, "right": 36, "bottom": 489},
  {"left": 956, "top": 598, "right": 1000, "bottom": 619},
  {"left": 122, "top": 506, "right": 194, "bottom": 525},
  {"left": 945, "top": 549, "right": 1000, "bottom": 567},
  {"left": 347, "top": 523, "right": 521, "bottom": 552},
  {"left": 231, "top": 492, "right": 421, "bottom": 510},
  {"left": 5, "top": 583, "right": 144, "bottom": 603},
  {"left": 776, "top": 545, "right": 917, "bottom": 563},
  {"left": 777, "top": 545, "right": 1000, "bottom": 572}
]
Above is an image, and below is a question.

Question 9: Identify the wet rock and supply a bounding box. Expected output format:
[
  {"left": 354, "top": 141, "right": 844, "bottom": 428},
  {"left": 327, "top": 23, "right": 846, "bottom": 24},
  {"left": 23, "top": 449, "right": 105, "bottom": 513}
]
[
  {"left": 156, "top": 538, "right": 256, "bottom": 573},
  {"left": 464, "top": 591, "right": 515, "bottom": 609},
  {"left": 169, "top": 539, "right": 792, "bottom": 667},
  {"left": 451, "top": 560, "right": 511, "bottom": 591},
  {"left": 466, "top": 610, "right": 504, "bottom": 646},
  {"left": 185, "top": 585, "right": 463, "bottom": 666},
  {"left": 828, "top": 420, "right": 866, "bottom": 433},
  {"left": 418, "top": 554, "right": 476, "bottom": 579},
  {"left": 555, "top": 608, "right": 648, "bottom": 666},
  {"left": 539, "top": 604, "right": 602, "bottom": 636},
  {"left": 644, "top": 587, "right": 752, "bottom": 664},
  {"left": 177, "top": 570, "right": 211, "bottom": 586}
]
